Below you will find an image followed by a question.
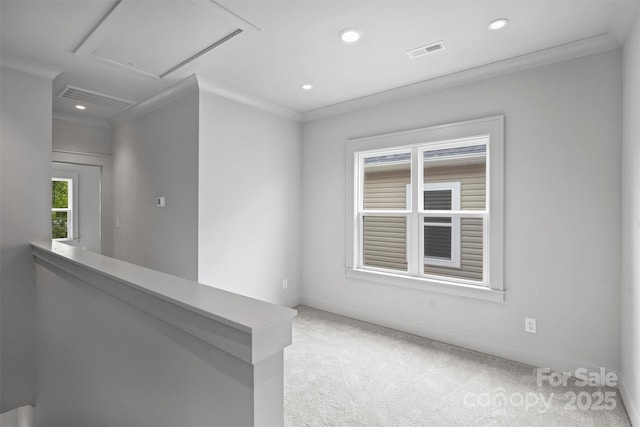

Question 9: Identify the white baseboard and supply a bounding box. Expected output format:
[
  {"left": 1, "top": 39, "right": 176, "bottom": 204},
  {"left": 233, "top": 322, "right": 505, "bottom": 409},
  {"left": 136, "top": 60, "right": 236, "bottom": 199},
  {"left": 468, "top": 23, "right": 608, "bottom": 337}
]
[
  {"left": 284, "top": 295, "right": 303, "bottom": 308},
  {"left": 619, "top": 376, "right": 639, "bottom": 426},
  {"left": 0, "top": 405, "right": 35, "bottom": 427},
  {"left": 301, "top": 296, "right": 617, "bottom": 377}
]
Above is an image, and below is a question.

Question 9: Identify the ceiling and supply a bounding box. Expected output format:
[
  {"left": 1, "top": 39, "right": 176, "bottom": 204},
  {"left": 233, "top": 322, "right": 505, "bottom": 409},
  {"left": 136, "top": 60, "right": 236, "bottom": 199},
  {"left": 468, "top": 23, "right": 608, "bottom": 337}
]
[{"left": 1, "top": 0, "right": 638, "bottom": 123}]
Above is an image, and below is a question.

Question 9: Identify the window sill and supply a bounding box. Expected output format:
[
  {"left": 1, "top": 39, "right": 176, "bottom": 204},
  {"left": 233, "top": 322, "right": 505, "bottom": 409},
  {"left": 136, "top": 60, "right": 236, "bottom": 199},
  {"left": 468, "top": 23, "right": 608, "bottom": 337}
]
[
  {"left": 345, "top": 268, "right": 505, "bottom": 303},
  {"left": 52, "top": 239, "right": 79, "bottom": 245}
]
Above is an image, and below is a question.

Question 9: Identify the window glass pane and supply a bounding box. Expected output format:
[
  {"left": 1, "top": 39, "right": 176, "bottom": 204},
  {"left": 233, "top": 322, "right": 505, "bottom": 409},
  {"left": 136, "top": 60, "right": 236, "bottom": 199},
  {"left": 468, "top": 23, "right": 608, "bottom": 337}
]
[
  {"left": 363, "top": 152, "right": 411, "bottom": 210},
  {"left": 52, "top": 180, "right": 69, "bottom": 209},
  {"left": 362, "top": 216, "right": 407, "bottom": 272},
  {"left": 424, "top": 217, "right": 484, "bottom": 282},
  {"left": 52, "top": 211, "right": 69, "bottom": 239},
  {"left": 425, "top": 224, "right": 451, "bottom": 259},
  {"left": 424, "top": 145, "right": 486, "bottom": 210}
]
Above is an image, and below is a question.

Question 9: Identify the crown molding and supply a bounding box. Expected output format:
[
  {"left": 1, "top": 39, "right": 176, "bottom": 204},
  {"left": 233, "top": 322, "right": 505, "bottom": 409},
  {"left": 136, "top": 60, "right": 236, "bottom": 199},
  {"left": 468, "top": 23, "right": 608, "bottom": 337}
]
[
  {"left": 53, "top": 112, "right": 111, "bottom": 129},
  {"left": 109, "top": 72, "right": 301, "bottom": 126},
  {"left": 53, "top": 149, "right": 112, "bottom": 159},
  {"left": 110, "top": 75, "right": 199, "bottom": 126},
  {"left": 302, "top": 33, "right": 621, "bottom": 122},
  {"left": 197, "top": 76, "right": 301, "bottom": 122},
  {"left": 0, "top": 54, "right": 64, "bottom": 80}
]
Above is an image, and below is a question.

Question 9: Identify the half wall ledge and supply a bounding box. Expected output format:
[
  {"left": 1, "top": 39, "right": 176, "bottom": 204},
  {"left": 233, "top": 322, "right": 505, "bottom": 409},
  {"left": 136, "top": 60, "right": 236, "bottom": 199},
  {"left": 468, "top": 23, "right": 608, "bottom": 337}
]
[
  {"left": 31, "top": 241, "right": 297, "bottom": 426},
  {"left": 31, "top": 241, "right": 297, "bottom": 365}
]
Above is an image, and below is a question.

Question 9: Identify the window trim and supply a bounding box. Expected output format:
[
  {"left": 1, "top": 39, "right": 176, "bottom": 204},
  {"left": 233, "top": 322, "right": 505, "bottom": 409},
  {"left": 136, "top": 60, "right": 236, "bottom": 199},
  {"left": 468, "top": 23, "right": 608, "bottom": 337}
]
[
  {"left": 345, "top": 116, "right": 504, "bottom": 302},
  {"left": 52, "top": 171, "right": 79, "bottom": 242}
]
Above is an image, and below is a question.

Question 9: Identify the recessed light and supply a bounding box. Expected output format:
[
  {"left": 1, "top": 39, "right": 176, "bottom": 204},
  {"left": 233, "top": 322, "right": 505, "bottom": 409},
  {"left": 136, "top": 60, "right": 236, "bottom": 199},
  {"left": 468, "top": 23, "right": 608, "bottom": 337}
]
[
  {"left": 339, "top": 28, "right": 362, "bottom": 43},
  {"left": 488, "top": 18, "right": 509, "bottom": 31},
  {"left": 75, "top": 105, "right": 86, "bottom": 110},
  {"left": 302, "top": 84, "right": 313, "bottom": 91}
]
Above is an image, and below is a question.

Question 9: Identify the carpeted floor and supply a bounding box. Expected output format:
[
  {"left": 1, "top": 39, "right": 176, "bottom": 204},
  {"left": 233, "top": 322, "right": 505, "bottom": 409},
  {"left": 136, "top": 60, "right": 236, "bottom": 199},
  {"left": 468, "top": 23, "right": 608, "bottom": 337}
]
[{"left": 284, "top": 305, "right": 631, "bottom": 427}]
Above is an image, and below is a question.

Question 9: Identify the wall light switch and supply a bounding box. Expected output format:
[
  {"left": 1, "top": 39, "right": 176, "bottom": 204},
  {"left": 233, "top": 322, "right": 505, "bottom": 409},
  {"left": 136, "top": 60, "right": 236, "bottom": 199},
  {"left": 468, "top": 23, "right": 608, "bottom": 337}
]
[{"left": 156, "top": 196, "right": 166, "bottom": 207}]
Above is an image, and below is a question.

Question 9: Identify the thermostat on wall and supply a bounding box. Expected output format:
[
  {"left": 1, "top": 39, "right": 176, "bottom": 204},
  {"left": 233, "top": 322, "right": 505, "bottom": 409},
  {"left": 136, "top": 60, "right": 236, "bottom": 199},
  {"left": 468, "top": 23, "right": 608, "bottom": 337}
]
[{"left": 156, "top": 196, "right": 166, "bottom": 207}]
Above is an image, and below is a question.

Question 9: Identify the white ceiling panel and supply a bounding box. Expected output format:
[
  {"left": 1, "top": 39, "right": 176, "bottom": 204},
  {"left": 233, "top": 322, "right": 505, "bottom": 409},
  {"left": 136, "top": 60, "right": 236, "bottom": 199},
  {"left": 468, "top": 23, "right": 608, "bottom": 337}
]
[{"left": 75, "top": 0, "right": 256, "bottom": 78}]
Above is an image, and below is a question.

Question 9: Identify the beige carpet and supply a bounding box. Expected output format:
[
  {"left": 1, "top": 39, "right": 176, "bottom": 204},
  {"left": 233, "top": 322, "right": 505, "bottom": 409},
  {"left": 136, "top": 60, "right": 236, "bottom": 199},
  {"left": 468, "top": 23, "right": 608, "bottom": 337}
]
[{"left": 284, "top": 306, "right": 631, "bottom": 427}]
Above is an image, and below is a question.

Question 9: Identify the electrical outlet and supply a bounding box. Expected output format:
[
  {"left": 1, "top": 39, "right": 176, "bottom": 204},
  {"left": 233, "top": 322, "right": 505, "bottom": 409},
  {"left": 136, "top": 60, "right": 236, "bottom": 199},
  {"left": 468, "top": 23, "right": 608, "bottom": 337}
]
[
  {"left": 525, "top": 317, "right": 537, "bottom": 334},
  {"left": 282, "top": 279, "right": 288, "bottom": 290}
]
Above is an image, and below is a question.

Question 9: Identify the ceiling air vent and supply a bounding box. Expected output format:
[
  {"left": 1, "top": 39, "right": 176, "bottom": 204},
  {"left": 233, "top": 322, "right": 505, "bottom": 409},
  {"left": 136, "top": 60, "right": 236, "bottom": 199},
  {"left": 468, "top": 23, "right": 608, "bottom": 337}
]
[
  {"left": 57, "top": 85, "right": 136, "bottom": 111},
  {"left": 406, "top": 41, "right": 446, "bottom": 59}
]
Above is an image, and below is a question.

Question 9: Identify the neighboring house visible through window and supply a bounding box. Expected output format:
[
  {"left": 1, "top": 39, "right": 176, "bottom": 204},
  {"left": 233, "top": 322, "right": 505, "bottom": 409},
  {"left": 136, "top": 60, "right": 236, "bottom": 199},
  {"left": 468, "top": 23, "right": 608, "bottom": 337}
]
[
  {"left": 424, "top": 181, "right": 461, "bottom": 268},
  {"left": 346, "top": 116, "right": 504, "bottom": 302},
  {"left": 51, "top": 171, "right": 78, "bottom": 241}
]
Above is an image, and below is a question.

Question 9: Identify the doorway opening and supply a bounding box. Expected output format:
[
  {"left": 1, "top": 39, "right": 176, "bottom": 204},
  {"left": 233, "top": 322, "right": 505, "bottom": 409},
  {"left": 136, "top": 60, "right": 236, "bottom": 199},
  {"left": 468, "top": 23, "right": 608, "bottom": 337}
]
[{"left": 51, "top": 162, "right": 102, "bottom": 254}]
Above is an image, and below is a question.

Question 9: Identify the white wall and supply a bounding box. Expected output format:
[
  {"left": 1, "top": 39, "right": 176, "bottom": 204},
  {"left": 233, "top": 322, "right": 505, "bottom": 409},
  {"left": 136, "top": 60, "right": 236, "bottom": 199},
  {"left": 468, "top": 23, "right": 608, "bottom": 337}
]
[
  {"left": 52, "top": 118, "right": 112, "bottom": 155},
  {"left": 52, "top": 162, "right": 102, "bottom": 254},
  {"left": 198, "top": 90, "right": 302, "bottom": 306},
  {"left": 0, "top": 66, "right": 54, "bottom": 412},
  {"left": 302, "top": 50, "right": 622, "bottom": 374},
  {"left": 33, "top": 247, "right": 291, "bottom": 426},
  {"left": 0, "top": 405, "right": 34, "bottom": 427},
  {"left": 621, "top": 10, "right": 640, "bottom": 427},
  {"left": 112, "top": 87, "right": 199, "bottom": 281}
]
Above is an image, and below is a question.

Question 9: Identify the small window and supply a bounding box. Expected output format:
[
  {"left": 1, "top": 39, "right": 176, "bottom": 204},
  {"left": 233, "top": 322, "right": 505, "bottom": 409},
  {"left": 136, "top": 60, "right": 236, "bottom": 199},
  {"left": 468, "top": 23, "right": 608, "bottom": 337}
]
[
  {"left": 51, "top": 172, "right": 78, "bottom": 241},
  {"left": 424, "top": 182, "right": 460, "bottom": 268},
  {"left": 346, "top": 116, "right": 504, "bottom": 302}
]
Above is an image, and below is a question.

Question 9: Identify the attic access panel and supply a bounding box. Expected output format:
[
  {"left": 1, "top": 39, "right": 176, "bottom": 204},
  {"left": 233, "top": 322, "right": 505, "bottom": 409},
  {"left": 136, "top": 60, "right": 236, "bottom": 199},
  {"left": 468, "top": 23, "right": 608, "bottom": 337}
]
[{"left": 75, "top": 0, "right": 256, "bottom": 78}]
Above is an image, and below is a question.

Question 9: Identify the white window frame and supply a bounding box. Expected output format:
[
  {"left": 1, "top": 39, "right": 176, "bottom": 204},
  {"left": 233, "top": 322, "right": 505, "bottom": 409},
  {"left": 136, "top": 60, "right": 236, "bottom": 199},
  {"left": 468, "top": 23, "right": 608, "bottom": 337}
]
[
  {"left": 423, "top": 181, "right": 461, "bottom": 268},
  {"left": 51, "top": 171, "right": 79, "bottom": 242},
  {"left": 357, "top": 147, "right": 412, "bottom": 273},
  {"left": 345, "top": 116, "right": 504, "bottom": 303}
]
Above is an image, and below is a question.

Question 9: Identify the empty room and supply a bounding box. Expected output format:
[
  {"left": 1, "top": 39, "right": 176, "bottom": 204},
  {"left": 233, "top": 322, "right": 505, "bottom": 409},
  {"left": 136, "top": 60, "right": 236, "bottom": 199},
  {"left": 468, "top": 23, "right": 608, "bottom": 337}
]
[{"left": 1, "top": 0, "right": 639, "bottom": 426}]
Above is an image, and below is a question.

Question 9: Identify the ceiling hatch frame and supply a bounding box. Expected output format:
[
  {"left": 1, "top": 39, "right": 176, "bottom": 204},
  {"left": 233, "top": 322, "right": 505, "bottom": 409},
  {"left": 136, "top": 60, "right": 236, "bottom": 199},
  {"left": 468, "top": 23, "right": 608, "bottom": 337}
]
[{"left": 73, "top": 0, "right": 259, "bottom": 79}]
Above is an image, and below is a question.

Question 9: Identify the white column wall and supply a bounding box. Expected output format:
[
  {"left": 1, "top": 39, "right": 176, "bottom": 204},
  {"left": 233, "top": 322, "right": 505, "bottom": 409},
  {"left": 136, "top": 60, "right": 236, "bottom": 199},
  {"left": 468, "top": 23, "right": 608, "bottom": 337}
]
[
  {"left": 0, "top": 66, "right": 54, "bottom": 412},
  {"left": 112, "top": 89, "right": 199, "bottom": 281},
  {"left": 198, "top": 90, "right": 302, "bottom": 307},
  {"left": 621, "top": 9, "right": 640, "bottom": 426}
]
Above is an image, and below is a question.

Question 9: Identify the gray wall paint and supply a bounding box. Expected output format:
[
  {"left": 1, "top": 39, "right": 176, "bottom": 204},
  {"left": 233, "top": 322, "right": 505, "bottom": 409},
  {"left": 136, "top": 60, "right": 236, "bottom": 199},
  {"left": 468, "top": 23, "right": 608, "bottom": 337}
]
[
  {"left": 34, "top": 263, "right": 277, "bottom": 426},
  {"left": 198, "top": 91, "right": 302, "bottom": 306},
  {"left": 52, "top": 118, "right": 112, "bottom": 155},
  {"left": 621, "top": 10, "right": 640, "bottom": 426},
  {"left": 0, "top": 66, "right": 53, "bottom": 412},
  {"left": 112, "top": 89, "right": 198, "bottom": 281},
  {"left": 302, "top": 50, "right": 622, "bottom": 374},
  {"left": 52, "top": 162, "right": 102, "bottom": 254}
]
